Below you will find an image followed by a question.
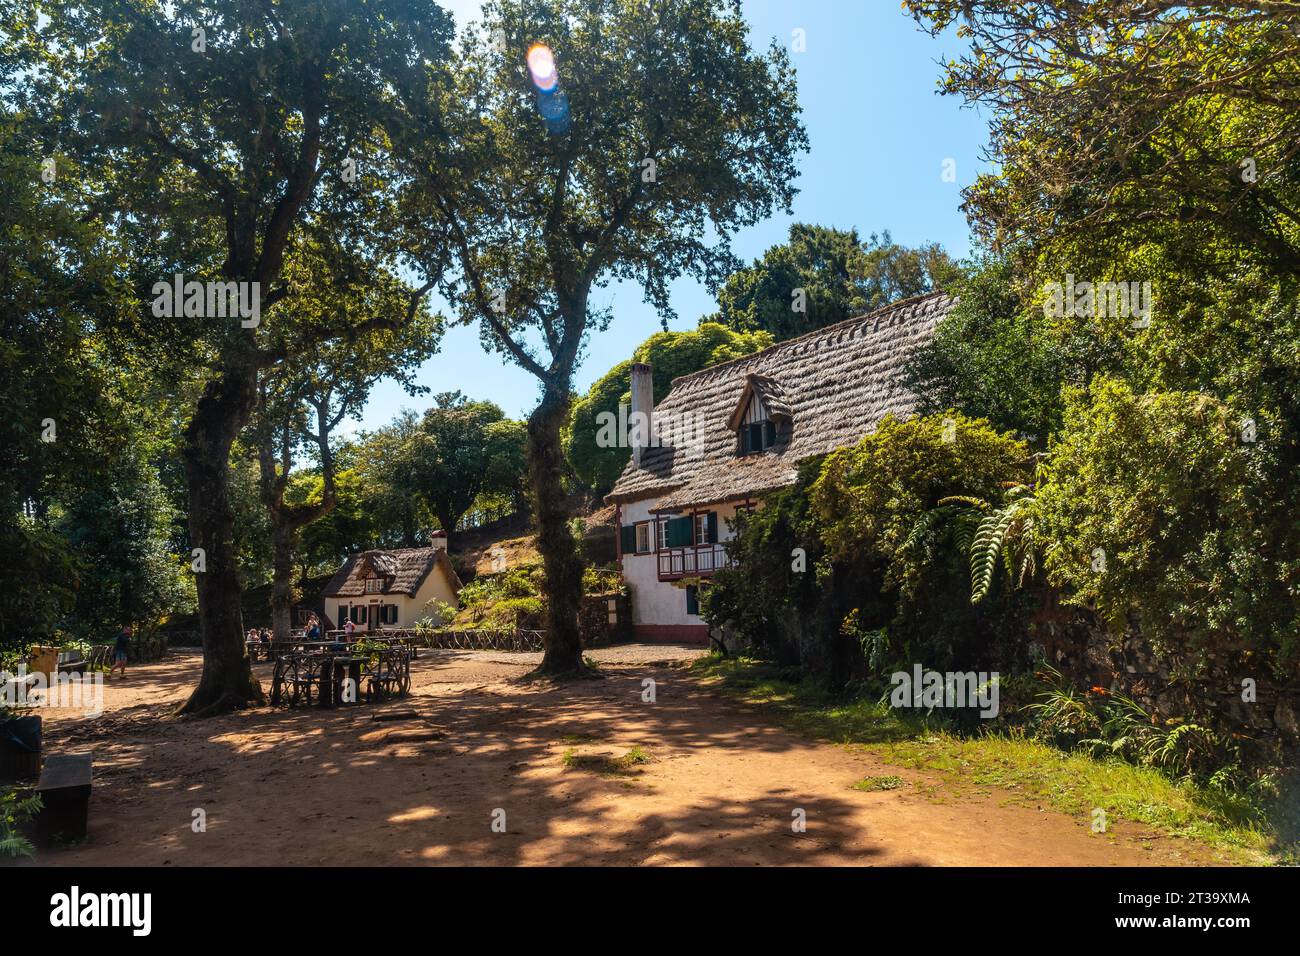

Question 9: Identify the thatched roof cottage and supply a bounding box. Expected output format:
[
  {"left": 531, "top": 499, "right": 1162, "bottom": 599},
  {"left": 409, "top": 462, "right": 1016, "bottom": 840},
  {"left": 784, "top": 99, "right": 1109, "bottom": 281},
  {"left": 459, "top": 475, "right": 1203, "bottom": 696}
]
[
  {"left": 602, "top": 292, "right": 952, "bottom": 642},
  {"left": 321, "top": 531, "right": 462, "bottom": 632}
]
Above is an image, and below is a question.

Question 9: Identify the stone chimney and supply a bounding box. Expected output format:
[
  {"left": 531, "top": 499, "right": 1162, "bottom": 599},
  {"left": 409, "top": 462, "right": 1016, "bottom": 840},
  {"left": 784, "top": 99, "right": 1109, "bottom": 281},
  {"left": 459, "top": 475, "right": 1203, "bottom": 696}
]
[
  {"left": 630, "top": 362, "right": 654, "bottom": 466},
  {"left": 430, "top": 529, "right": 448, "bottom": 552}
]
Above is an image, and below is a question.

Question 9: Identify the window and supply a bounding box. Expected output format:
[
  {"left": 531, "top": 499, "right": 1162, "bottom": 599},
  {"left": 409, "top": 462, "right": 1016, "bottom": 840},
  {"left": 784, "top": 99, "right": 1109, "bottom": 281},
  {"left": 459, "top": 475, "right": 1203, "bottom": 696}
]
[
  {"left": 338, "top": 605, "right": 348, "bottom": 625},
  {"left": 657, "top": 517, "right": 669, "bottom": 550},
  {"left": 365, "top": 577, "right": 382, "bottom": 594},
  {"left": 382, "top": 604, "right": 398, "bottom": 625},
  {"left": 694, "top": 512, "right": 717, "bottom": 546},
  {"left": 350, "top": 605, "right": 366, "bottom": 625},
  {"left": 634, "top": 522, "right": 652, "bottom": 554},
  {"left": 685, "top": 585, "right": 699, "bottom": 616},
  {"left": 739, "top": 419, "right": 777, "bottom": 455}
]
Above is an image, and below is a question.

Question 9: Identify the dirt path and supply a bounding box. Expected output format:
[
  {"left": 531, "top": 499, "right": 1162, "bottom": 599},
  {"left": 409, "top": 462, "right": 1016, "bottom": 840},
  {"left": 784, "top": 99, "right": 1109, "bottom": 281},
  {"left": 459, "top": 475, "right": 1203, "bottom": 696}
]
[{"left": 25, "top": 647, "right": 1216, "bottom": 866}]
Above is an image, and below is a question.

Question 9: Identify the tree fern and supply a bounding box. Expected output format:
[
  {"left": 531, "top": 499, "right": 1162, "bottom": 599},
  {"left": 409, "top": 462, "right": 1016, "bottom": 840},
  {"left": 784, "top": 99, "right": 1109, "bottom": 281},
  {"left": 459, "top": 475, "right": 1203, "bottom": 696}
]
[{"left": 905, "top": 482, "right": 1039, "bottom": 604}]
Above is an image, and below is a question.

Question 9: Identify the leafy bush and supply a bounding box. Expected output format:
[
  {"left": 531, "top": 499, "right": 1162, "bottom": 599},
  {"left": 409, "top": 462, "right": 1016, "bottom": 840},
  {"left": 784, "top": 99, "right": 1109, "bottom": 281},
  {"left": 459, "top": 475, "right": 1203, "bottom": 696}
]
[
  {"left": 700, "top": 459, "right": 834, "bottom": 668},
  {"left": 1026, "top": 666, "right": 1236, "bottom": 785},
  {"left": 903, "top": 480, "right": 1039, "bottom": 604},
  {"left": 704, "top": 414, "right": 1035, "bottom": 684},
  {"left": 0, "top": 787, "right": 40, "bottom": 859},
  {"left": 457, "top": 596, "right": 546, "bottom": 630},
  {"left": 1034, "top": 378, "right": 1299, "bottom": 665},
  {"left": 456, "top": 564, "right": 544, "bottom": 609},
  {"left": 903, "top": 253, "right": 1101, "bottom": 439},
  {"left": 811, "top": 412, "right": 1029, "bottom": 582}
]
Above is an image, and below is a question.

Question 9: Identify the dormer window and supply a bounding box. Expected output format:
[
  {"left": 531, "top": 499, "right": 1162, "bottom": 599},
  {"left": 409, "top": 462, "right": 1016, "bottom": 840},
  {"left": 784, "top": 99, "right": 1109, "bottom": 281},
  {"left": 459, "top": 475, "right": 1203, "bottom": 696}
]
[
  {"left": 727, "top": 373, "right": 791, "bottom": 456},
  {"left": 739, "top": 420, "right": 777, "bottom": 454},
  {"left": 365, "top": 577, "right": 382, "bottom": 594}
]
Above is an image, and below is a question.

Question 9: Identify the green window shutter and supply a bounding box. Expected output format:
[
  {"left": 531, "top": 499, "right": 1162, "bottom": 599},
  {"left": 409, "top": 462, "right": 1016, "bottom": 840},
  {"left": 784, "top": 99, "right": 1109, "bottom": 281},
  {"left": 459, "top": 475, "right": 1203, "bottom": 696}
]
[
  {"left": 620, "top": 524, "right": 637, "bottom": 554},
  {"left": 665, "top": 516, "right": 693, "bottom": 547},
  {"left": 706, "top": 511, "right": 719, "bottom": 543},
  {"left": 686, "top": 585, "right": 699, "bottom": 616},
  {"left": 764, "top": 420, "right": 776, "bottom": 448}
]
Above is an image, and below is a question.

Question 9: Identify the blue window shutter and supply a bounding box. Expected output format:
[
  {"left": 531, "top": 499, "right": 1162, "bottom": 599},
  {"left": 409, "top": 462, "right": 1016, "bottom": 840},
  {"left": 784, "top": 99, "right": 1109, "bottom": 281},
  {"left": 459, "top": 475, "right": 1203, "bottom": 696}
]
[{"left": 620, "top": 524, "right": 637, "bottom": 554}]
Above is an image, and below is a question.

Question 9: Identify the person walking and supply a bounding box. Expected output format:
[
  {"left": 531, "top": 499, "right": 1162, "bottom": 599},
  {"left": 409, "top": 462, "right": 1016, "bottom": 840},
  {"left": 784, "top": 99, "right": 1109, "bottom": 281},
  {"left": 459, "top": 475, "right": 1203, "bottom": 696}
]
[{"left": 110, "top": 623, "right": 132, "bottom": 679}]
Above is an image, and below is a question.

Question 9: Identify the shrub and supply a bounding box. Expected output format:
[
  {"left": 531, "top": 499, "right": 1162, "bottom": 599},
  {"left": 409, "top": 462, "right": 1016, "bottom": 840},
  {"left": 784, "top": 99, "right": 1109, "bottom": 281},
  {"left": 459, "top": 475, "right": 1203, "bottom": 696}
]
[
  {"left": 704, "top": 414, "right": 1035, "bottom": 684},
  {"left": 0, "top": 786, "right": 39, "bottom": 859},
  {"left": 1034, "top": 378, "right": 1300, "bottom": 666}
]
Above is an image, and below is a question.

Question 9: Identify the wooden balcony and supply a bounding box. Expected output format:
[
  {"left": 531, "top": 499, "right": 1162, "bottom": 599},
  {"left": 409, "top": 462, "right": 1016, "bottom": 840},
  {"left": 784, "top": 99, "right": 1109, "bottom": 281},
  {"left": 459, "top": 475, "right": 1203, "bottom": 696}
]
[{"left": 656, "top": 543, "right": 734, "bottom": 581}]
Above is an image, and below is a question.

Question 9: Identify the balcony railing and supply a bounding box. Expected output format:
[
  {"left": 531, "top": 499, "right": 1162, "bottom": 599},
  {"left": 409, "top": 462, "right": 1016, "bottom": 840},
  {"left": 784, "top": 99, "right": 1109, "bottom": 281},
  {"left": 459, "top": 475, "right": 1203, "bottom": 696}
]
[{"left": 657, "top": 543, "right": 734, "bottom": 581}]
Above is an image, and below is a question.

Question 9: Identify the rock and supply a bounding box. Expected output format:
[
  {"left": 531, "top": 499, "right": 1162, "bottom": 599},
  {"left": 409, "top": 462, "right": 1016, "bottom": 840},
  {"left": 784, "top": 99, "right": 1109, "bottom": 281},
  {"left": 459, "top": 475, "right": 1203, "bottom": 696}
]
[{"left": 1273, "top": 697, "right": 1300, "bottom": 739}]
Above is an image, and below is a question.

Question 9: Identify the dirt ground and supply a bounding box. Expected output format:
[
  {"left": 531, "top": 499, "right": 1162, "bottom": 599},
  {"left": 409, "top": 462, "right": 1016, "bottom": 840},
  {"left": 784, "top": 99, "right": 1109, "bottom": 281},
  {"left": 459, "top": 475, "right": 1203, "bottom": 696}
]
[{"left": 23, "top": 646, "right": 1219, "bottom": 866}]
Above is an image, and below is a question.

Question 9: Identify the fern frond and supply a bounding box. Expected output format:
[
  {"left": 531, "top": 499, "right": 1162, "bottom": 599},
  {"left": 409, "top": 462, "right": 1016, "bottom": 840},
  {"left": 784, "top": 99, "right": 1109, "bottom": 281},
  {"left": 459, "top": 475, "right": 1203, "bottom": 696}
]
[
  {"left": 970, "top": 504, "right": 1020, "bottom": 602},
  {"left": 901, "top": 504, "right": 960, "bottom": 553},
  {"left": 937, "top": 495, "right": 991, "bottom": 509}
]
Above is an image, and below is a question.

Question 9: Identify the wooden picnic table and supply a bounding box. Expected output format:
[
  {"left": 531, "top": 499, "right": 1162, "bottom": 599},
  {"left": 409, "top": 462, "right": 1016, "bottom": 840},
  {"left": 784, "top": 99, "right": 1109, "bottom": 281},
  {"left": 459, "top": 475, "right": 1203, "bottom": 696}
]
[{"left": 269, "top": 646, "right": 410, "bottom": 708}]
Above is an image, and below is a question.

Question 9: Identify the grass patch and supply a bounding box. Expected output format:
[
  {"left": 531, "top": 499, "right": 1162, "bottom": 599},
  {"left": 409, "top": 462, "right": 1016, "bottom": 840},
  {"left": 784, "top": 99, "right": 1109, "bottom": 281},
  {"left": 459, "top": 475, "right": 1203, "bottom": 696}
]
[
  {"left": 562, "top": 746, "right": 652, "bottom": 777},
  {"left": 854, "top": 774, "right": 906, "bottom": 792},
  {"left": 692, "top": 655, "right": 1284, "bottom": 864},
  {"left": 559, "top": 732, "right": 602, "bottom": 745}
]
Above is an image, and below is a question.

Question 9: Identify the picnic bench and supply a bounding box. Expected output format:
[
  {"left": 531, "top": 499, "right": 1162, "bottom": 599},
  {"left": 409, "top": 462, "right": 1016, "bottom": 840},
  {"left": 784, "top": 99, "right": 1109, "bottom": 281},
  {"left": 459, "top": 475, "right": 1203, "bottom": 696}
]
[
  {"left": 56, "top": 649, "right": 87, "bottom": 676},
  {"left": 86, "top": 645, "right": 112, "bottom": 670},
  {"left": 269, "top": 646, "right": 410, "bottom": 708},
  {"left": 35, "top": 752, "right": 93, "bottom": 846}
]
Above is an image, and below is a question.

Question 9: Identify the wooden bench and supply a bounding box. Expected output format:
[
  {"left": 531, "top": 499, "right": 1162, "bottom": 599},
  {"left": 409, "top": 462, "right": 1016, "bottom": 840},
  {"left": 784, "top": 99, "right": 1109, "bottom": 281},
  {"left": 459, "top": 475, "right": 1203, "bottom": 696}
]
[
  {"left": 35, "top": 752, "right": 93, "bottom": 845},
  {"left": 0, "top": 713, "right": 41, "bottom": 782},
  {"left": 56, "top": 650, "right": 87, "bottom": 676}
]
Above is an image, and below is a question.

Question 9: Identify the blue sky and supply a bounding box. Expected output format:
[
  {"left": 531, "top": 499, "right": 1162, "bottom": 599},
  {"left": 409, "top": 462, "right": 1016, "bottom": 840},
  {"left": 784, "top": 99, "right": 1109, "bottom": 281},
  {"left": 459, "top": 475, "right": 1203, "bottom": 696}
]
[{"left": 353, "top": 0, "right": 990, "bottom": 433}]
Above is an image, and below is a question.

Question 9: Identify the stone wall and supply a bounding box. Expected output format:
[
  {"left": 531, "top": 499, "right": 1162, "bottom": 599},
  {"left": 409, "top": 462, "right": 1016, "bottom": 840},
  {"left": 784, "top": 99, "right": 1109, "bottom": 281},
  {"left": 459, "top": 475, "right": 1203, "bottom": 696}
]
[
  {"left": 579, "top": 592, "right": 632, "bottom": 647},
  {"left": 1032, "top": 605, "right": 1300, "bottom": 765}
]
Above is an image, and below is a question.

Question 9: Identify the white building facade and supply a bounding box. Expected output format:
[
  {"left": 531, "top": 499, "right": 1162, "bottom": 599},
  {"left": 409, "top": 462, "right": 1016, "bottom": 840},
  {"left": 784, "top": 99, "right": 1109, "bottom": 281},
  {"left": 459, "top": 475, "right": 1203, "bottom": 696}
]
[{"left": 604, "top": 294, "right": 951, "bottom": 643}]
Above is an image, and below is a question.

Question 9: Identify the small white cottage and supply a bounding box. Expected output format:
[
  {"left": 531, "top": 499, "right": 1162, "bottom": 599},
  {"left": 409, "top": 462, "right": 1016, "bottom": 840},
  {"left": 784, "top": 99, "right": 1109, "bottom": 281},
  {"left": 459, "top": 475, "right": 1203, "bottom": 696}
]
[{"left": 321, "top": 531, "right": 462, "bottom": 632}]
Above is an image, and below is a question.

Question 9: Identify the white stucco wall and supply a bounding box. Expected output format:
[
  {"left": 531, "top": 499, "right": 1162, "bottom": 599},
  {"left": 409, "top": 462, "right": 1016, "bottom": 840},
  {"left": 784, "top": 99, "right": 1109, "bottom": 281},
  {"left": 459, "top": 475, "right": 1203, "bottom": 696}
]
[
  {"left": 406, "top": 560, "right": 458, "bottom": 627},
  {"left": 619, "top": 497, "right": 753, "bottom": 628}
]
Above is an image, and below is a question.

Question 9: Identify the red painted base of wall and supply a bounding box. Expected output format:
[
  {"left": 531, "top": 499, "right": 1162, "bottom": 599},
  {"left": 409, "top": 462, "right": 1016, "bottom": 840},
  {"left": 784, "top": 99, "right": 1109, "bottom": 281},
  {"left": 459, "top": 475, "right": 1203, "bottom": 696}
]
[{"left": 632, "top": 624, "right": 711, "bottom": 644}]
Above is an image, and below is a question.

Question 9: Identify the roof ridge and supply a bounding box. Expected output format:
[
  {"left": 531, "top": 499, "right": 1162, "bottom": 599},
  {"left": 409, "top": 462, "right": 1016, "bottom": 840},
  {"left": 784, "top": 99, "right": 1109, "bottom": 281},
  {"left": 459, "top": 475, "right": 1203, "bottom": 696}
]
[{"left": 668, "top": 290, "right": 951, "bottom": 388}]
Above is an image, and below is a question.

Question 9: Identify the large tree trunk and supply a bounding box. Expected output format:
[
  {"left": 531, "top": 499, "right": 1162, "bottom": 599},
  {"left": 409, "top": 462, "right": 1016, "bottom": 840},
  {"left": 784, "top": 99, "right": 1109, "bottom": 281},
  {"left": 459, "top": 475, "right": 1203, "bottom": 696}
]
[
  {"left": 270, "top": 522, "right": 295, "bottom": 642},
  {"left": 178, "top": 364, "right": 266, "bottom": 717},
  {"left": 528, "top": 386, "right": 587, "bottom": 676}
]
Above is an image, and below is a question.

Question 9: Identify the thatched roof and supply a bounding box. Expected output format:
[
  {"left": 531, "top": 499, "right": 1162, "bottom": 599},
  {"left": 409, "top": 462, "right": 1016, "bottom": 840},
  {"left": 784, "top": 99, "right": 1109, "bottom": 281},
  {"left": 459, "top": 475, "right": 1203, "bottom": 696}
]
[
  {"left": 322, "top": 547, "right": 462, "bottom": 598},
  {"left": 605, "top": 292, "right": 951, "bottom": 512}
]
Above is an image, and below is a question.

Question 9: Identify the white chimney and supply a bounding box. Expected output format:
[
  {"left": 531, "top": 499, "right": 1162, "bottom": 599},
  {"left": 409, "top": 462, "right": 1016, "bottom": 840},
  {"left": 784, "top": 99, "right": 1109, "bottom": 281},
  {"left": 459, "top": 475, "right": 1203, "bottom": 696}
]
[
  {"left": 430, "top": 529, "right": 448, "bottom": 552},
  {"left": 630, "top": 362, "right": 654, "bottom": 466}
]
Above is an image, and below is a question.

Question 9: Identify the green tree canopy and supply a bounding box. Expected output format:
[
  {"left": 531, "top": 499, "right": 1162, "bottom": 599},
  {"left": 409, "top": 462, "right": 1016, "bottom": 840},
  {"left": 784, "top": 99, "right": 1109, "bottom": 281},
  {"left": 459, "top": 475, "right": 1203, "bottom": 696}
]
[
  {"left": 387, "top": 0, "right": 808, "bottom": 674},
  {"left": 707, "top": 224, "right": 963, "bottom": 341},
  {"left": 19, "top": 0, "right": 456, "bottom": 713},
  {"left": 565, "top": 322, "right": 773, "bottom": 493}
]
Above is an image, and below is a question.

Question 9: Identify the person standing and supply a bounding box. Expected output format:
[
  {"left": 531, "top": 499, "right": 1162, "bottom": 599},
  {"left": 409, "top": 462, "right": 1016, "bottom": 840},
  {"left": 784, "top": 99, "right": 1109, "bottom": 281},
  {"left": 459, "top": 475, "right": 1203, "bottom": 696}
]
[{"left": 110, "top": 623, "right": 132, "bottom": 678}]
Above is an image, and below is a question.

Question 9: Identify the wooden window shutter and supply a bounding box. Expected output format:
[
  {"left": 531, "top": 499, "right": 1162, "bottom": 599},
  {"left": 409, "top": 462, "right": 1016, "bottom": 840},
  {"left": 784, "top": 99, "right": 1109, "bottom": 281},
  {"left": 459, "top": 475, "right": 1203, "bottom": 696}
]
[
  {"left": 764, "top": 420, "right": 776, "bottom": 447},
  {"left": 707, "top": 511, "right": 719, "bottom": 543},
  {"left": 686, "top": 585, "right": 699, "bottom": 616},
  {"left": 620, "top": 524, "right": 637, "bottom": 554},
  {"left": 665, "top": 516, "right": 693, "bottom": 547}
]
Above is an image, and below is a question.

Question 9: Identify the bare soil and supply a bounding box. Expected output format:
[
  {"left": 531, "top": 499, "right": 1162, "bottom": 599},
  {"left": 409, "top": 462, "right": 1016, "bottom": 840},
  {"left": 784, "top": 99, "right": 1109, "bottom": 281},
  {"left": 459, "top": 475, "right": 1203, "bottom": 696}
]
[{"left": 24, "top": 647, "right": 1217, "bottom": 866}]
